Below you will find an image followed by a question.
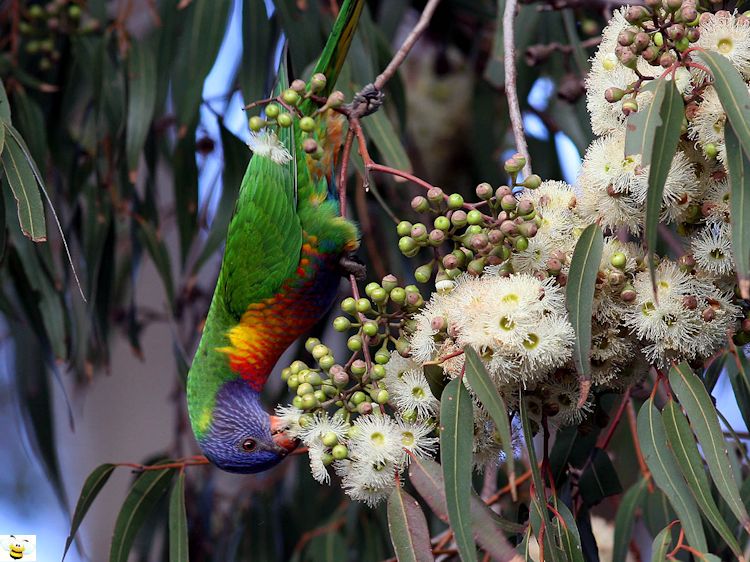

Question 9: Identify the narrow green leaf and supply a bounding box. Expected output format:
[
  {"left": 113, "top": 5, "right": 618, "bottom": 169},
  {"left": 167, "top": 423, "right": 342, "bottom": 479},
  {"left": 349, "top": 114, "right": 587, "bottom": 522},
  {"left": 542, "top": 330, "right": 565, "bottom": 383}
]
[
  {"left": 0, "top": 125, "right": 46, "bottom": 241},
  {"left": 136, "top": 219, "right": 174, "bottom": 306},
  {"left": 643, "top": 78, "right": 683, "bottom": 290},
  {"left": 173, "top": 130, "right": 199, "bottom": 266},
  {"left": 386, "top": 486, "right": 434, "bottom": 562},
  {"left": 407, "top": 456, "right": 524, "bottom": 561},
  {"left": 173, "top": 0, "right": 232, "bottom": 126},
  {"left": 63, "top": 463, "right": 116, "bottom": 560},
  {"left": 423, "top": 364, "right": 447, "bottom": 400},
  {"left": 240, "top": 0, "right": 272, "bottom": 107},
  {"left": 650, "top": 525, "right": 673, "bottom": 562},
  {"left": 699, "top": 51, "right": 750, "bottom": 160},
  {"left": 463, "top": 346, "right": 515, "bottom": 495},
  {"left": 0, "top": 121, "right": 5, "bottom": 156},
  {"left": 12, "top": 92, "right": 47, "bottom": 169},
  {"left": 360, "top": 108, "right": 412, "bottom": 173},
  {"left": 668, "top": 362, "right": 750, "bottom": 532},
  {"left": 578, "top": 447, "right": 622, "bottom": 506},
  {"left": 0, "top": 78, "right": 11, "bottom": 123},
  {"left": 550, "top": 499, "right": 585, "bottom": 562},
  {"left": 636, "top": 398, "right": 707, "bottom": 551},
  {"left": 725, "top": 121, "right": 750, "bottom": 298},
  {"left": 565, "top": 223, "right": 603, "bottom": 382},
  {"left": 169, "top": 472, "right": 188, "bottom": 562},
  {"left": 528, "top": 499, "right": 565, "bottom": 562},
  {"left": 440, "top": 378, "right": 477, "bottom": 562},
  {"left": 126, "top": 39, "right": 157, "bottom": 179},
  {"left": 624, "top": 78, "right": 664, "bottom": 165},
  {"left": 613, "top": 479, "right": 647, "bottom": 562},
  {"left": 109, "top": 467, "right": 175, "bottom": 562},
  {"left": 661, "top": 398, "right": 743, "bottom": 558}
]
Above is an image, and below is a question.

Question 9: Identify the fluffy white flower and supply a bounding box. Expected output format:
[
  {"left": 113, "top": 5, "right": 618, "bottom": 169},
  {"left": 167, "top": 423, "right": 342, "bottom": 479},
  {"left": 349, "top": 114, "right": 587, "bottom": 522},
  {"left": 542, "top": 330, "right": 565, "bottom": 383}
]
[
  {"left": 696, "top": 12, "right": 750, "bottom": 78},
  {"left": 273, "top": 405, "right": 304, "bottom": 438},
  {"left": 338, "top": 458, "right": 395, "bottom": 507},
  {"left": 691, "top": 223, "right": 734, "bottom": 276},
  {"left": 349, "top": 414, "right": 403, "bottom": 465},
  {"left": 396, "top": 421, "right": 438, "bottom": 464},
  {"left": 388, "top": 368, "right": 439, "bottom": 419},
  {"left": 247, "top": 130, "right": 292, "bottom": 164},
  {"left": 701, "top": 178, "right": 731, "bottom": 225},
  {"left": 296, "top": 411, "right": 349, "bottom": 448},
  {"left": 308, "top": 441, "right": 331, "bottom": 485},
  {"left": 688, "top": 86, "right": 729, "bottom": 162}
]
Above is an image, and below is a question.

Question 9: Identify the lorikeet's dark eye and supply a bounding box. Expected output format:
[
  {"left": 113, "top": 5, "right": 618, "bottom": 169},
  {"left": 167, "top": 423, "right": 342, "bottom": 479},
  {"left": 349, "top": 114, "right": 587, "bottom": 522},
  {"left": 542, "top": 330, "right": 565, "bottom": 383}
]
[{"left": 241, "top": 438, "right": 257, "bottom": 452}]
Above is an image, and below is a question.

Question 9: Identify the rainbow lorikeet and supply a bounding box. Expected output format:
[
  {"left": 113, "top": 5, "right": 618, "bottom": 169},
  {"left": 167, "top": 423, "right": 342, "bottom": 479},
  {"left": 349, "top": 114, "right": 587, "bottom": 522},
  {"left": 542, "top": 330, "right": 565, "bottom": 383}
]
[{"left": 186, "top": 0, "right": 365, "bottom": 473}]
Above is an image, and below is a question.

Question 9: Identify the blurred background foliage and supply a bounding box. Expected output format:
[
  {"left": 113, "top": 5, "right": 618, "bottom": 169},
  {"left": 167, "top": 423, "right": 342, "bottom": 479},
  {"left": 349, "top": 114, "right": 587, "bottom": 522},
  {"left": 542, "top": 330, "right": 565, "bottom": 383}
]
[{"left": 0, "top": 0, "right": 624, "bottom": 559}]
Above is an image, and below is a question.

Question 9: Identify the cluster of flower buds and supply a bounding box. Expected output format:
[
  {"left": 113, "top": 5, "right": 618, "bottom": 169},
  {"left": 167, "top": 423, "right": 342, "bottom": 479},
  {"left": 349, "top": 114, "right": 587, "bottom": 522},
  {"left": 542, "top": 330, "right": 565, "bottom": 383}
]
[
  {"left": 247, "top": 73, "right": 346, "bottom": 160},
  {"left": 20, "top": 0, "right": 95, "bottom": 72},
  {"left": 397, "top": 155, "right": 543, "bottom": 284}
]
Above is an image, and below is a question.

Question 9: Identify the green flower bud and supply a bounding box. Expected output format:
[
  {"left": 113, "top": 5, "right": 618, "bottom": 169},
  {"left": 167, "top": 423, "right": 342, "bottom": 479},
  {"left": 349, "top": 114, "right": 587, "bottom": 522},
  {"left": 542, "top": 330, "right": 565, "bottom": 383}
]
[
  {"left": 311, "top": 344, "right": 329, "bottom": 360},
  {"left": 447, "top": 193, "right": 464, "bottom": 209},
  {"left": 434, "top": 216, "right": 451, "bottom": 231},
  {"left": 523, "top": 174, "right": 542, "bottom": 189},
  {"left": 451, "top": 210, "right": 468, "bottom": 227},
  {"left": 249, "top": 116, "right": 265, "bottom": 131},
  {"left": 705, "top": 143, "right": 718, "bottom": 159},
  {"left": 411, "top": 223, "right": 428, "bottom": 242},
  {"left": 288, "top": 374, "right": 299, "bottom": 389},
  {"left": 318, "top": 355, "right": 335, "bottom": 370},
  {"left": 277, "top": 113, "right": 293, "bottom": 127},
  {"left": 476, "top": 182, "right": 493, "bottom": 199},
  {"left": 467, "top": 210, "right": 484, "bottom": 225},
  {"left": 341, "top": 297, "right": 357, "bottom": 313},
  {"left": 299, "top": 116, "right": 315, "bottom": 132},
  {"left": 332, "top": 444, "right": 349, "bottom": 460},
  {"left": 371, "top": 363, "right": 387, "bottom": 377},
  {"left": 347, "top": 335, "right": 363, "bottom": 351},
  {"left": 281, "top": 367, "right": 291, "bottom": 381},
  {"left": 290, "top": 360, "right": 308, "bottom": 374},
  {"left": 395, "top": 337, "right": 411, "bottom": 356},
  {"left": 363, "top": 321, "right": 379, "bottom": 337},
  {"left": 414, "top": 264, "right": 433, "bottom": 283},
  {"left": 322, "top": 432, "right": 338, "bottom": 447},
  {"left": 396, "top": 220, "right": 413, "bottom": 237},
  {"left": 365, "top": 282, "right": 380, "bottom": 297},
  {"left": 468, "top": 258, "right": 485, "bottom": 275},
  {"left": 292, "top": 395, "right": 304, "bottom": 409},
  {"left": 310, "top": 72, "right": 327, "bottom": 93},
  {"left": 371, "top": 287, "right": 388, "bottom": 303},
  {"left": 399, "top": 236, "right": 418, "bottom": 254},
  {"left": 301, "top": 394, "right": 318, "bottom": 410},
  {"left": 352, "top": 391, "right": 367, "bottom": 404},
  {"left": 333, "top": 316, "right": 351, "bottom": 332},
  {"left": 375, "top": 390, "right": 389, "bottom": 404},
  {"left": 427, "top": 187, "right": 444, "bottom": 203},
  {"left": 356, "top": 298, "right": 372, "bottom": 313},
  {"left": 322, "top": 384, "right": 338, "bottom": 397},
  {"left": 265, "top": 104, "right": 280, "bottom": 118},
  {"left": 390, "top": 287, "right": 406, "bottom": 304},
  {"left": 621, "top": 99, "right": 638, "bottom": 115},
  {"left": 411, "top": 196, "right": 429, "bottom": 212},
  {"left": 515, "top": 236, "right": 529, "bottom": 251},
  {"left": 381, "top": 274, "right": 398, "bottom": 292},
  {"left": 305, "top": 337, "right": 321, "bottom": 353},
  {"left": 653, "top": 32, "right": 664, "bottom": 47},
  {"left": 314, "top": 390, "right": 327, "bottom": 402},
  {"left": 675, "top": 37, "right": 690, "bottom": 52},
  {"left": 610, "top": 252, "right": 627, "bottom": 269},
  {"left": 402, "top": 410, "right": 417, "bottom": 423},
  {"left": 605, "top": 87, "right": 625, "bottom": 103},
  {"left": 281, "top": 88, "right": 300, "bottom": 105},
  {"left": 297, "top": 382, "right": 314, "bottom": 396}
]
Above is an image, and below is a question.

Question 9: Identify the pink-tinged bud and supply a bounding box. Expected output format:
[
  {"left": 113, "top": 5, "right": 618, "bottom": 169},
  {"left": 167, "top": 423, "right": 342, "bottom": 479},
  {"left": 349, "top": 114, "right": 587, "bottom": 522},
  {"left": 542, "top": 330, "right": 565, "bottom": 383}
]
[
  {"left": 488, "top": 229, "right": 504, "bottom": 245},
  {"left": 517, "top": 198, "right": 534, "bottom": 216},
  {"left": 427, "top": 187, "right": 444, "bottom": 203},
  {"left": 443, "top": 254, "right": 458, "bottom": 269},
  {"left": 500, "top": 220, "right": 517, "bottom": 236},
  {"left": 303, "top": 139, "right": 318, "bottom": 154},
  {"left": 702, "top": 307, "right": 716, "bottom": 322},
  {"left": 495, "top": 185, "right": 512, "bottom": 199},
  {"left": 683, "top": 295, "right": 698, "bottom": 309},
  {"left": 411, "top": 196, "right": 429, "bottom": 212},
  {"left": 431, "top": 316, "right": 447, "bottom": 331},
  {"left": 476, "top": 182, "right": 493, "bottom": 199},
  {"left": 547, "top": 258, "right": 562, "bottom": 274}
]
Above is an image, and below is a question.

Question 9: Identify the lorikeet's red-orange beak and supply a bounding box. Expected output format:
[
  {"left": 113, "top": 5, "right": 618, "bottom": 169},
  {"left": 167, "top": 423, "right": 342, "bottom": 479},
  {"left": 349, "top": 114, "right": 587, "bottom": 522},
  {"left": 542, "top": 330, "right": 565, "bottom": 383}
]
[{"left": 270, "top": 415, "right": 299, "bottom": 454}]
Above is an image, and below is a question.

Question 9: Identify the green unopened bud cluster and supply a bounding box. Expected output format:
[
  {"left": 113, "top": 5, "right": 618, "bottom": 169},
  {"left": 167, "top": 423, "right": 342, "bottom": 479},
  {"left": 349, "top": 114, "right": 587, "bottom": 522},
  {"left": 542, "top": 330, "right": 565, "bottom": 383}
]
[
  {"left": 247, "top": 74, "right": 347, "bottom": 161},
  {"left": 21, "top": 0, "right": 96, "bottom": 73},
  {"left": 397, "top": 155, "right": 542, "bottom": 283},
  {"left": 606, "top": 0, "right": 701, "bottom": 115}
]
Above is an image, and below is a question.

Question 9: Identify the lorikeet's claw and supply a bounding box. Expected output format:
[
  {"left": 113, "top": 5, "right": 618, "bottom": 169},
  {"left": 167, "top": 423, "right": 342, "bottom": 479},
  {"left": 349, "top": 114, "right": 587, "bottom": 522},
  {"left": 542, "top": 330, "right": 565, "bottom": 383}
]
[
  {"left": 339, "top": 253, "right": 367, "bottom": 280},
  {"left": 346, "top": 83, "right": 384, "bottom": 117},
  {"left": 270, "top": 415, "right": 299, "bottom": 455}
]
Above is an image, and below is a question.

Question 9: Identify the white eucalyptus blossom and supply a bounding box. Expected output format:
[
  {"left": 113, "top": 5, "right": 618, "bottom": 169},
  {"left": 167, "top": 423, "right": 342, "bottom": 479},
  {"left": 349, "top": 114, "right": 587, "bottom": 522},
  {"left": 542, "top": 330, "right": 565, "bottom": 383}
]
[{"left": 691, "top": 223, "right": 734, "bottom": 277}]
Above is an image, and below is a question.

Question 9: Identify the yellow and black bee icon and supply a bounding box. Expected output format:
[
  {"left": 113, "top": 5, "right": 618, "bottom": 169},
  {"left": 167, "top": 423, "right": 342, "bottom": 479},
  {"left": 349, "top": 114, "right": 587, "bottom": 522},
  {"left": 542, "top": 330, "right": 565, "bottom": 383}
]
[{"left": 0, "top": 535, "right": 35, "bottom": 560}]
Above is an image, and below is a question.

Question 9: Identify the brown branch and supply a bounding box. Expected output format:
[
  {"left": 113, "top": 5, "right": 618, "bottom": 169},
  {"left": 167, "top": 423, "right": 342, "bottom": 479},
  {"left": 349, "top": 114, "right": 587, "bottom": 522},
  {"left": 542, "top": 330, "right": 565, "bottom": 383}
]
[
  {"left": 626, "top": 398, "right": 653, "bottom": 492},
  {"left": 503, "top": 0, "right": 532, "bottom": 177},
  {"left": 373, "top": 0, "right": 442, "bottom": 91}
]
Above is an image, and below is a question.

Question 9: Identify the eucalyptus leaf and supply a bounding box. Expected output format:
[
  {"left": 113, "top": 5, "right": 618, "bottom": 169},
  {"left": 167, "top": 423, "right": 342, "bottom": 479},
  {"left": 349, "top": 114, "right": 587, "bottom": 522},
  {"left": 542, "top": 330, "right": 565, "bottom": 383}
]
[
  {"left": 168, "top": 472, "right": 189, "bottom": 562},
  {"left": 386, "top": 486, "right": 434, "bottom": 562},
  {"left": 725, "top": 121, "right": 750, "bottom": 298},
  {"left": 63, "top": 464, "right": 116, "bottom": 559},
  {"left": 612, "top": 479, "right": 647, "bottom": 562}
]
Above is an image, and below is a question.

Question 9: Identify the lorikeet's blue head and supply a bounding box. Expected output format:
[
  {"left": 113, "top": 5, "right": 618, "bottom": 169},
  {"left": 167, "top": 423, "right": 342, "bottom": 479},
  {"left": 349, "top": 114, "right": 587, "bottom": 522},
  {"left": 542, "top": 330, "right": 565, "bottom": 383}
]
[{"left": 198, "top": 380, "right": 297, "bottom": 473}]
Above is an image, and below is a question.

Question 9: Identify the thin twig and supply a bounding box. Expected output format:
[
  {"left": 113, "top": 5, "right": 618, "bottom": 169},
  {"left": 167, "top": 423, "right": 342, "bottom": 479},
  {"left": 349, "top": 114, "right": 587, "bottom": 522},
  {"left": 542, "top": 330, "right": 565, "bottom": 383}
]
[
  {"left": 503, "top": 0, "right": 532, "bottom": 177},
  {"left": 373, "top": 0, "right": 442, "bottom": 91}
]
